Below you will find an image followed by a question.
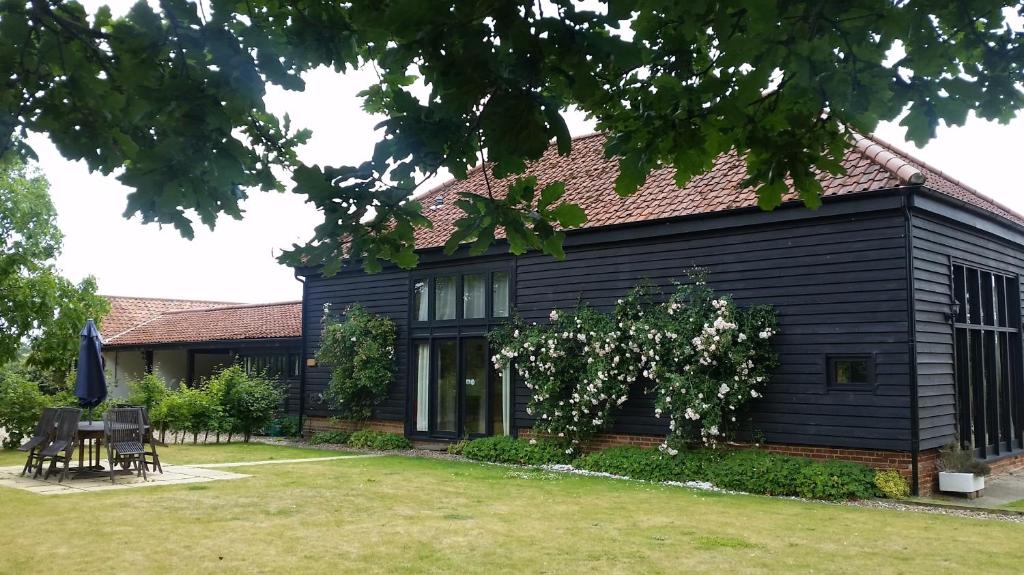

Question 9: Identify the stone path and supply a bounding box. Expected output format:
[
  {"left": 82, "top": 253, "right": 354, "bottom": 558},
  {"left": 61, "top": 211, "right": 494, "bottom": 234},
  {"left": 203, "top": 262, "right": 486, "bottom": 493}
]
[{"left": 0, "top": 454, "right": 374, "bottom": 495}]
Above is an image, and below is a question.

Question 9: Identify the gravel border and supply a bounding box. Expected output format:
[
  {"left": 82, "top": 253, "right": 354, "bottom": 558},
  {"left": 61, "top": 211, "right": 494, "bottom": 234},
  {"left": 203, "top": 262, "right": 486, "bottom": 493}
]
[{"left": 255, "top": 436, "right": 1024, "bottom": 523}]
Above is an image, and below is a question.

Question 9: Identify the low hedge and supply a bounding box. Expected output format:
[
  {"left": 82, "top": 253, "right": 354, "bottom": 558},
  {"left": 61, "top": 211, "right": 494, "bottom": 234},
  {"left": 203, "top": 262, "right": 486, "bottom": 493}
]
[
  {"left": 574, "top": 446, "right": 724, "bottom": 483},
  {"left": 462, "top": 436, "right": 572, "bottom": 466},
  {"left": 575, "top": 446, "right": 880, "bottom": 501},
  {"left": 347, "top": 429, "right": 411, "bottom": 450},
  {"left": 309, "top": 430, "right": 351, "bottom": 445}
]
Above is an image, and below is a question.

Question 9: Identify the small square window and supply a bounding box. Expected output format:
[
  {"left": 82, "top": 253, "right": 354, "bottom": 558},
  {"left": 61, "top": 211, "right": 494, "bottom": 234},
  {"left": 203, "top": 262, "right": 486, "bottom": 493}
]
[{"left": 828, "top": 355, "right": 875, "bottom": 390}]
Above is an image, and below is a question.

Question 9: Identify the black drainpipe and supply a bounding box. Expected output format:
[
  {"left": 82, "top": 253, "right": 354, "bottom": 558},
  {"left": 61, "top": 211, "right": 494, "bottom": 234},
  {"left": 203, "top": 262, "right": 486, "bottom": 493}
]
[
  {"left": 904, "top": 190, "right": 922, "bottom": 495},
  {"left": 294, "top": 269, "right": 308, "bottom": 437}
]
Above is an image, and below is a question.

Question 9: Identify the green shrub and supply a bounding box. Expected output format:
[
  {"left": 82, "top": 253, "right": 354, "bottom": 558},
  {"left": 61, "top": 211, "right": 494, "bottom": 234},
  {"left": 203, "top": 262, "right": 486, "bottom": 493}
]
[
  {"left": 309, "top": 430, "right": 351, "bottom": 445},
  {"left": 213, "top": 366, "right": 285, "bottom": 442},
  {"left": 0, "top": 367, "right": 48, "bottom": 448},
  {"left": 462, "top": 436, "right": 571, "bottom": 465},
  {"left": 347, "top": 429, "right": 410, "bottom": 450},
  {"left": 447, "top": 439, "right": 470, "bottom": 456},
  {"left": 127, "top": 373, "right": 169, "bottom": 411},
  {"left": 317, "top": 305, "right": 396, "bottom": 420},
  {"left": 277, "top": 416, "right": 301, "bottom": 437},
  {"left": 793, "top": 459, "right": 880, "bottom": 500},
  {"left": 573, "top": 446, "right": 723, "bottom": 482},
  {"left": 874, "top": 470, "right": 910, "bottom": 499},
  {"left": 572, "top": 446, "right": 879, "bottom": 501}
]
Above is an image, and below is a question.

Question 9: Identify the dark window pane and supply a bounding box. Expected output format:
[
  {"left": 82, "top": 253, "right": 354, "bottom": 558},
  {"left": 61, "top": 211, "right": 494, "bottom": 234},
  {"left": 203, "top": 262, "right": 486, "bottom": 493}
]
[
  {"left": 435, "top": 341, "right": 458, "bottom": 432},
  {"left": 834, "top": 358, "right": 870, "bottom": 385},
  {"left": 413, "top": 280, "right": 429, "bottom": 322},
  {"left": 435, "top": 277, "right": 456, "bottom": 320},
  {"left": 463, "top": 338, "right": 487, "bottom": 435},
  {"left": 463, "top": 274, "right": 486, "bottom": 319},
  {"left": 493, "top": 272, "right": 510, "bottom": 318}
]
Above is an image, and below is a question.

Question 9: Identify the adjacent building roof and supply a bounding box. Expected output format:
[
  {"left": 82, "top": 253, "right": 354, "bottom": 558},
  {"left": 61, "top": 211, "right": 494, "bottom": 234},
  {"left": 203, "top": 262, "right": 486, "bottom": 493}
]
[
  {"left": 101, "top": 296, "right": 239, "bottom": 340},
  {"left": 102, "top": 298, "right": 302, "bottom": 348},
  {"left": 410, "top": 133, "right": 1023, "bottom": 250}
]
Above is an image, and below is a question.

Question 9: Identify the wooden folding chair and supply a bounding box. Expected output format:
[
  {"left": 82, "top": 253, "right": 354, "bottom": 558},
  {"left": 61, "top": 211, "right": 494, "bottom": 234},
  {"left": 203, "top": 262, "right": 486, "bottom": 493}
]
[
  {"left": 19, "top": 407, "right": 60, "bottom": 476},
  {"left": 36, "top": 408, "right": 81, "bottom": 483},
  {"left": 104, "top": 408, "right": 147, "bottom": 484}
]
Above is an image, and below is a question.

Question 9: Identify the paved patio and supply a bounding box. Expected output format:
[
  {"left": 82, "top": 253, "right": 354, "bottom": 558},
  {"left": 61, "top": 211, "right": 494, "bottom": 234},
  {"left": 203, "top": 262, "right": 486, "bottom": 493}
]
[
  {"left": 0, "top": 464, "right": 250, "bottom": 495},
  {"left": 0, "top": 454, "right": 374, "bottom": 495},
  {"left": 927, "top": 471, "right": 1024, "bottom": 510}
]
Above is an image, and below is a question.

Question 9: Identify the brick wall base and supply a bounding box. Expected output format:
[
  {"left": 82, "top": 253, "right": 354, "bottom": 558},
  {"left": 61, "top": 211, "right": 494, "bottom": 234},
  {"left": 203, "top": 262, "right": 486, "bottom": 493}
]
[{"left": 303, "top": 416, "right": 403, "bottom": 436}]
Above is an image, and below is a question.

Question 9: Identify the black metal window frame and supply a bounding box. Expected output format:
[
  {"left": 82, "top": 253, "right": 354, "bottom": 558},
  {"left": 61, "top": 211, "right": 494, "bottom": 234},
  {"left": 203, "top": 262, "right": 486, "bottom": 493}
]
[
  {"left": 826, "top": 354, "right": 877, "bottom": 392},
  {"left": 407, "top": 262, "right": 514, "bottom": 440},
  {"left": 951, "top": 260, "right": 1024, "bottom": 459}
]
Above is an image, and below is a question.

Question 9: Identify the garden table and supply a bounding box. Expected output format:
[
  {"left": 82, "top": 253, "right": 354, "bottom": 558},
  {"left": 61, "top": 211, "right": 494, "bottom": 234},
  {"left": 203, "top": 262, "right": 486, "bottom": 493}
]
[
  {"left": 73, "top": 421, "right": 105, "bottom": 473},
  {"left": 71, "top": 421, "right": 150, "bottom": 475}
]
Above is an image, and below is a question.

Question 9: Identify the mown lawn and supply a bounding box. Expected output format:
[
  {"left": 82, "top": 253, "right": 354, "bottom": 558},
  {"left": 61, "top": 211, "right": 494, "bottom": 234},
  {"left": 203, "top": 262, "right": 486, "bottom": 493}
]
[{"left": 2, "top": 444, "right": 1023, "bottom": 574}]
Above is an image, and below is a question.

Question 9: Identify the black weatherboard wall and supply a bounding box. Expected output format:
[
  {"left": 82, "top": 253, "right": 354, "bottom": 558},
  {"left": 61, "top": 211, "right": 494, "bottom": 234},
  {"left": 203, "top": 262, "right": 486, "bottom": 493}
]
[
  {"left": 513, "top": 195, "right": 913, "bottom": 451},
  {"left": 298, "top": 192, "right": 922, "bottom": 452},
  {"left": 302, "top": 268, "right": 410, "bottom": 422}
]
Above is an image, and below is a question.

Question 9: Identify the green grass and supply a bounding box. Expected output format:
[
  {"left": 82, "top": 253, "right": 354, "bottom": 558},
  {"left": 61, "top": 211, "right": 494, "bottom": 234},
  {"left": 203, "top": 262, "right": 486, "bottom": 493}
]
[
  {"left": 2, "top": 444, "right": 1024, "bottom": 574},
  {"left": 1002, "top": 499, "right": 1024, "bottom": 510}
]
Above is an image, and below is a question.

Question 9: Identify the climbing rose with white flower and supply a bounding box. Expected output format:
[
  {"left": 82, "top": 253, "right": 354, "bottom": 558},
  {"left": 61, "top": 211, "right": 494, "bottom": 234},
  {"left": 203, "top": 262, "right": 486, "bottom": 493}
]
[{"left": 489, "top": 272, "right": 778, "bottom": 453}]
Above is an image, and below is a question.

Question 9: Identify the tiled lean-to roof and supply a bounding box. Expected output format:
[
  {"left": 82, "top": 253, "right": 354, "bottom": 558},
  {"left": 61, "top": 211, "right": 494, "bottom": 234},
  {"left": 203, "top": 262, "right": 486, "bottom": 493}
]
[
  {"left": 409, "top": 133, "right": 1023, "bottom": 250},
  {"left": 102, "top": 298, "right": 301, "bottom": 347},
  {"left": 101, "top": 296, "right": 239, "bottom": 340}
]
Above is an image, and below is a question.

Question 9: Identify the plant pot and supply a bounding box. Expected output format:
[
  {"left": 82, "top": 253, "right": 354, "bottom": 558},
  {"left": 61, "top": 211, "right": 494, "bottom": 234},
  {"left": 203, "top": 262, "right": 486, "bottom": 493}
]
[{"left": 938, "top": 471, "right": 985, "bottom": 497}]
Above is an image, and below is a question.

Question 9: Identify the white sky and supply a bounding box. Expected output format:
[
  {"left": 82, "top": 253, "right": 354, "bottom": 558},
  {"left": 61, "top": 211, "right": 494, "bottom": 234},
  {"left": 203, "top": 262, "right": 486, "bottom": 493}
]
[{"left": 32, "top": 2, "right": 1024, "bottom": 303}]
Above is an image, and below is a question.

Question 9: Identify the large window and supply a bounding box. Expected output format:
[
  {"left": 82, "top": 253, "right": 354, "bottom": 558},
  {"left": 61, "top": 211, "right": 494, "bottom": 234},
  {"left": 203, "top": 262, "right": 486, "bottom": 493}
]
[
  {"left": 410, "top": 265, "right": 512, "bottom": 439},
  {"left": 240, "top": 353, "right": 300, "bottom": 379},
  {"left": 952, "top": 263, "right": 1023, "bottom": 458}
]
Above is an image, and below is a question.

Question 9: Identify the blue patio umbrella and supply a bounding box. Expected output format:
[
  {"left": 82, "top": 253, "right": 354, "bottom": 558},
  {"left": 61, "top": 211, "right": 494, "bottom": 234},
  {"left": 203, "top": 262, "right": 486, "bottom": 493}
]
[{"left": 74, "top": 319, "right": 107, "bottom": 414}]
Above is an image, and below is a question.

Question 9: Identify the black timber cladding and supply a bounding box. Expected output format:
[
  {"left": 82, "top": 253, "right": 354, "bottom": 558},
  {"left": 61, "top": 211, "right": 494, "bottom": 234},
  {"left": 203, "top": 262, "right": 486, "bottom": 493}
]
[
  {"left": 910, "top": 192, "right": 1024, "bottom": 451},
  {"left": 299, "top": 194, "right": 920, "bottom": 451},
  {"left": 514, "top": 209, "right": 913, "bottom": 451},
  {"left": 302, "top": 268, "right": 409, "bottom": 420}
]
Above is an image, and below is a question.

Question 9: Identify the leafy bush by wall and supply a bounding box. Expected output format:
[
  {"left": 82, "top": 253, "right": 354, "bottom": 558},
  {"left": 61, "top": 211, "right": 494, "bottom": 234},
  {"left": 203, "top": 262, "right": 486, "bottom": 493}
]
[
  {"left": 347, "top": 429, "right": 411, "bottom": 450},
  {"left": 309, "top": 430, "right": 351, "bottom": 445},
  {"left": 575, "top": 446, "right": 881, "bottom": 501},
  {"left": 317, "top": 304, "right": 396, "bottom": 420},
  {"left": 462, "top": 436, "right": 572, "bottom": 466},
  {"left": 874, "top": 470, "right": 910, "bottom": 499}
]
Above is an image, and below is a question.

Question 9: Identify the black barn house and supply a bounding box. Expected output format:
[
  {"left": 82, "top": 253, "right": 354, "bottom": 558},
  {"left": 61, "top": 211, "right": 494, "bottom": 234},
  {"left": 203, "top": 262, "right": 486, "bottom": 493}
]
[{"left": 293, "top": 134, "right": 1024, "bottom": 495}]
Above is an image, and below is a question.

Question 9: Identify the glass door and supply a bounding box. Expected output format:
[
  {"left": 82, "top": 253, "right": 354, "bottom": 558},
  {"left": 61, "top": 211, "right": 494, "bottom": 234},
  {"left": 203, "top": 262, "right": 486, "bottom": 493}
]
[{"left": 434, "top": 340, "right": 458, "bottom": 435}]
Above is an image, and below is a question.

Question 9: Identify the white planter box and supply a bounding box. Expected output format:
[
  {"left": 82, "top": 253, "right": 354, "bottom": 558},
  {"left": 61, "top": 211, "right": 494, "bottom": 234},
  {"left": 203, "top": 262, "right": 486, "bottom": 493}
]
[{"left": 938, "top": 471, "right": 985, "bottom": 495}]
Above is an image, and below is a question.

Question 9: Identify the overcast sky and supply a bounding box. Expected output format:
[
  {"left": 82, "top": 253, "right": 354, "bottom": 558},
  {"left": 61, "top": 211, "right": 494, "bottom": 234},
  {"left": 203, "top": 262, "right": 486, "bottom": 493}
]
[{"left": 32, "top": 3, "right": 1024, "bottom": 304}]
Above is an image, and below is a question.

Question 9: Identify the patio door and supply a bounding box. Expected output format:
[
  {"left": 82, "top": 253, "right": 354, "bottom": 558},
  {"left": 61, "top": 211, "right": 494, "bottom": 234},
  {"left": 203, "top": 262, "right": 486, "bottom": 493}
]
[
  {"left": 951, "top": 263, "right": 1024, "bottom": 458},
  {"left": 415, "top": 337, "right": 505, "bottom": 439}
]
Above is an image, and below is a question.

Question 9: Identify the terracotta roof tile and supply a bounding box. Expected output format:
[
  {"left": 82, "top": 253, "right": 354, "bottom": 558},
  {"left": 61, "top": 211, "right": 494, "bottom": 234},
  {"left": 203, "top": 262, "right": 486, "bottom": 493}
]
[
  {"left": 104, "top": 301, "right": 301, "bottom": 347},
  {"left": 410, "top": 133, "right": 1023, "bottom": 250},
  {"left": 101, "top": 296, "right": 238, "bottom": 340}
]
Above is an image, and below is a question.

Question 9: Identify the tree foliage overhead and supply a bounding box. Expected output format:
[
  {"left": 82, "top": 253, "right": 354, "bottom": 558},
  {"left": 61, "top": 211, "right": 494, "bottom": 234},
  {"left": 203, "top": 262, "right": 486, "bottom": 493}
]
[
  {"left": 0, "top": 155, "right": 109, "bottom": 382},
  {"left": 2, "top": 1, "right": 1022, "bottom": 273}
]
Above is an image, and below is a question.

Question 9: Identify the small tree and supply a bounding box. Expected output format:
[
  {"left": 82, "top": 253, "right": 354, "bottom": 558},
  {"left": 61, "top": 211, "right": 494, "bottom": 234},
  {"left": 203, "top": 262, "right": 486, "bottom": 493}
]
[
  {"left": 317, "top": 304, "right": 396, "bottom": 420},
  {"left": 217, "top": 365, "right": 284, "bottom": 442},
  {"left": 0, "top": 365, "right": 48, "bottom": 448}
]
